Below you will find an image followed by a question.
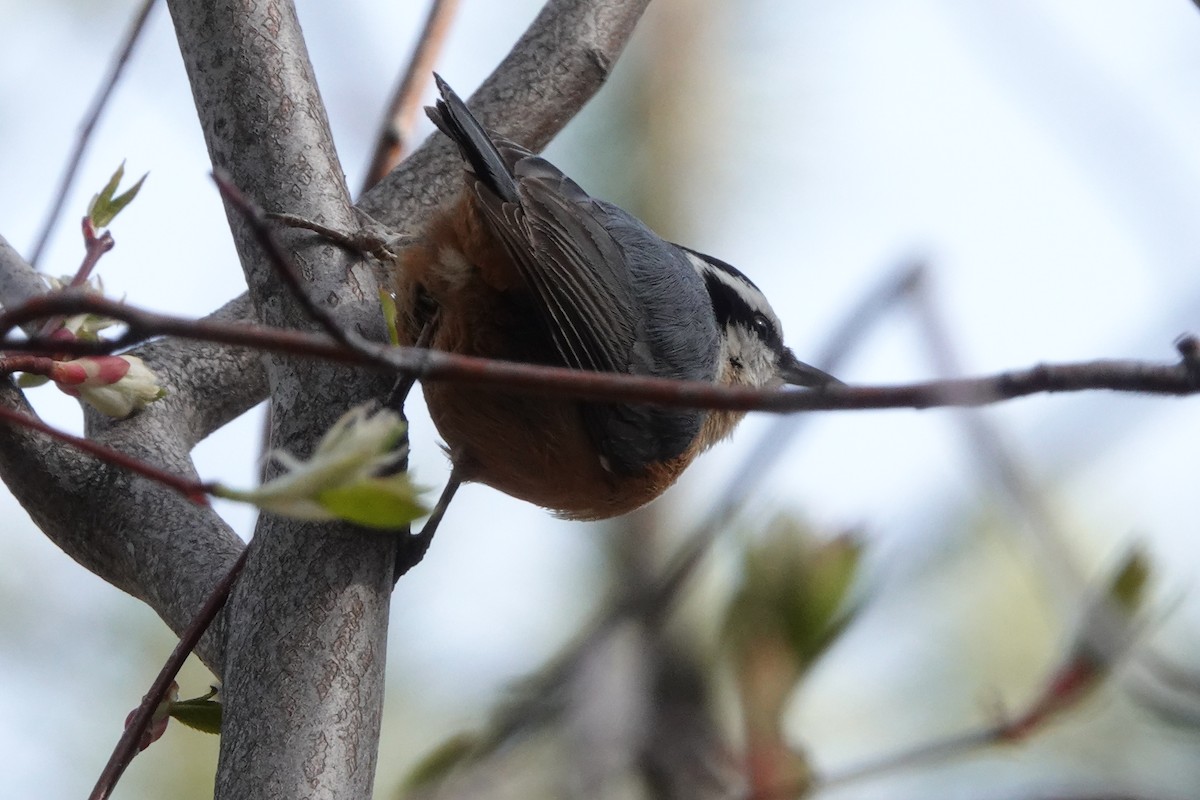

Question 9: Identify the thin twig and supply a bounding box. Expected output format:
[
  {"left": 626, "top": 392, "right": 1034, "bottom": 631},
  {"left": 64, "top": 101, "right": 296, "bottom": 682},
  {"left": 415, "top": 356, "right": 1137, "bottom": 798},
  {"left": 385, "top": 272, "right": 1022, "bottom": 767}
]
[
  {"left": 361, "top": 0, "right": 462, "bottom": 194},
  {"left": 213, "top": 172, "right": 356, "bottom": 349},
  {"left": 88, "top": 545, "right": 249, "bottom": 800},
  {"left": 37, "top": 219, "right": 114, "bottom": 337},
  {"left": 1, "top": 294, "right": 1198, "bottom": 415},
  {"left": 0, "top": 404, "right": 210, "bottom": 503},
  {"left": 30, "top": 0, "right": 158, "bottom": 266}
]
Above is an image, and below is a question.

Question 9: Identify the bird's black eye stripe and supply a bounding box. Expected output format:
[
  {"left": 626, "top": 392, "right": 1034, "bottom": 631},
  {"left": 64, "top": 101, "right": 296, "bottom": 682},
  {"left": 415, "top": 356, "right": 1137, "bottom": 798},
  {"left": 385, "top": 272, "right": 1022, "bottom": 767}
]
[
  {"left": 702, "top": 272, "right": 782, "bottom": 348},
  {"left": 702, "top": 270, "right": 740, "bottom": 328}
]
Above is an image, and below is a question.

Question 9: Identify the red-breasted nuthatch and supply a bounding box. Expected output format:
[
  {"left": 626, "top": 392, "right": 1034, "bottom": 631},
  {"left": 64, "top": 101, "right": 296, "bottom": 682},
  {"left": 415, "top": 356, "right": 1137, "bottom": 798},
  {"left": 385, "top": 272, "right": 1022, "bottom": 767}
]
[{"left": 393, "top": 76, "right": 837, "bottom": 520}]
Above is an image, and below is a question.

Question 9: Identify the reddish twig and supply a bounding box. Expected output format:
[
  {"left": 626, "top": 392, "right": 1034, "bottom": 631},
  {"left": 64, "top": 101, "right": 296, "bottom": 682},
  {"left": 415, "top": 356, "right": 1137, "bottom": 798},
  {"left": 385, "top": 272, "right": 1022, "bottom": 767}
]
[
  {"left": 1, "top": 294, "right": 1198, "bottom": 415},
  {"left": 361, "top": 0, "right": 462, "bottom": 194},
  {"left": 790, "top": 653, "right": 1108, "bottom": 797},
  {"left": 88, "top": 545, "right": 249, "bottom": 800},
  {"left": 0, "top": 354, "right": 63, "bottom": 378},
  {"left": 29, "top": 0, "right": 158, "bottom": 266},
  {"left": 212, "top": 171, "right": 357, "bottom": 349},
  {"left": 0, "top": 293, "right": 353, "bottom": 361},
  {"left": 73, "top": 217, "right": 116, "bottom": 288},
  {"left": 36, "top": 218, "right": 115, "bottom": 338},
  {"left": 0, "top": 404, "right": 210, "bottom": 504}
]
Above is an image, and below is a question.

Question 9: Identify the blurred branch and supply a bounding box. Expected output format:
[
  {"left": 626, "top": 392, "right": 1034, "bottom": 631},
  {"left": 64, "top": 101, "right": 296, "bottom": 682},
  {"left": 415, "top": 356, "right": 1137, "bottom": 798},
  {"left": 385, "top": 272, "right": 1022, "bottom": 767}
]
[
  {"left": 907, "top": 267, "right": 1086, "bottom": 605},
  {"left": 360, "top": 0, "right": 461, "bottom": 193},
  {"left": 29, "top": 0, "right": 158, "bottom": 266},
  {"left": 810, "top": 587, "right": 1137, "bottom": 795}
]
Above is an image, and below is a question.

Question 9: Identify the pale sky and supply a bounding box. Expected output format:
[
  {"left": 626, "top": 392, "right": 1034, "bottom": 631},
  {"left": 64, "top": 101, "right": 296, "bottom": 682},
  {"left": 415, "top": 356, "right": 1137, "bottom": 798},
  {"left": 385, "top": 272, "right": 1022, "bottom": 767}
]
[{"left": 3, "top": 1, "right": 1200, "bottom": 797}]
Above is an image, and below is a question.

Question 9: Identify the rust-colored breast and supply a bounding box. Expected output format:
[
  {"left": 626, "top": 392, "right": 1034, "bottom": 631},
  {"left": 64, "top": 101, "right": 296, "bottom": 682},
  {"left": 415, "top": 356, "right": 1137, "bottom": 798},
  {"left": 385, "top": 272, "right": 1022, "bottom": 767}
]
[{"left": 392, "top": 191, "right": 709, "bottom": 519}]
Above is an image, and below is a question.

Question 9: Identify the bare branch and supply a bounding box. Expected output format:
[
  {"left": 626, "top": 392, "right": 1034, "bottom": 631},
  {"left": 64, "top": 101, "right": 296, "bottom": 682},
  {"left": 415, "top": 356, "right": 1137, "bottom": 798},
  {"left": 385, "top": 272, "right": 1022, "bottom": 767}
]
[
  {"left": 0, "top": 375, "right": 242, "bottom": 671},
  {"left": 29, "top": 0, "right": 158, "bottom": 267},
  {"left": 166, "top": 0, "right": 397, "bottom": 796},
  {"left": 89, "top": 547, "right": 248, "bottom": 800},
  {"left": 131, "top": 293, "right": 268, "bottom": 447},
  {"left": 4, "top": 293, "right": 1198, "bottom": 414},
  {"left": 0, "top": 404, "right": 210, "bottom": 500},
  {"left": 360, "top": 0, "right": 461, "bottom": 193}
]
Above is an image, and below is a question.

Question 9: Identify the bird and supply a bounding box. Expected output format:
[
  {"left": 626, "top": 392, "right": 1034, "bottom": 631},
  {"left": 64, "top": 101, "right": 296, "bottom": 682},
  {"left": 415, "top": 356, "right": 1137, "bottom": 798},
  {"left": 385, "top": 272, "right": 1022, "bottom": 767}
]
[{"left": 391, "top": 75, "right": 837, "bottom": 520}]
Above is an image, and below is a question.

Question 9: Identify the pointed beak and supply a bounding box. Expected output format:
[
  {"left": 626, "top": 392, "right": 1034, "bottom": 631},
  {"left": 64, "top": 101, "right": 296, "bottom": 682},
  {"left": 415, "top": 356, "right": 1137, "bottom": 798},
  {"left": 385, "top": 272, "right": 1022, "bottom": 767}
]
[{"left": 779, "top": 349, "right": 841, "bottom": 388}]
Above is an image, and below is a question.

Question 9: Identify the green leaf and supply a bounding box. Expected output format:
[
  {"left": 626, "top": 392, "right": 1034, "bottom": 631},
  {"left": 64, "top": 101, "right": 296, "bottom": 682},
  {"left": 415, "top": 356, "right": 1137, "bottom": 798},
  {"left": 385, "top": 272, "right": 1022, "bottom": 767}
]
[
  {"left": 168, "top": 698, "right": 222, "bottom": 735},
  {"left": 315, "top": 473, "right": 427, "bottom": 529},
  {"left": 725, "top": 516, "right": 863, "bottom": 668},
  {"left": 88, "top": 162, "right": 147, "bottom": 229},
  {"left": 15, "top": 372, "right": 50, "bottom": 388},
  {"left": 1108, "top": 547, "right": 1150, "bottom": 613},
  {"left": 380, "top": 289, "right": 401, "bottom": 346},
  {"left": 403, "top": 733, "right": 479, "bottom": 790}
]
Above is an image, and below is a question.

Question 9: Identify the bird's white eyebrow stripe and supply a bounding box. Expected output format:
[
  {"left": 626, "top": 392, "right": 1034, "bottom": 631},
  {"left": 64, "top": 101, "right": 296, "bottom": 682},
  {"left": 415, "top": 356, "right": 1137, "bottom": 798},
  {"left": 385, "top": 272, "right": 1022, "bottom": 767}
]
[{"left": 684, "top": 251, "right": 774, "bottom": 320}]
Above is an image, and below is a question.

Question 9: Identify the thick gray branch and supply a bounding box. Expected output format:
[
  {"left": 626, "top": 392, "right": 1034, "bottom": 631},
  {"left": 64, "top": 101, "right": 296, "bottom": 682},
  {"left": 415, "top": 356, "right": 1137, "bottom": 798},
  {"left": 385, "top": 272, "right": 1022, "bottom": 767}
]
[
  {"left": 166, "top": 1, "right": 395, "bottom": 798},
  {"left": 0, "top": 233, "right": 49, "bottom": 312},
  {"left": 0, "top": 376, "right": 243, "bottom": 671},
  {"left": 0, "top": 233, "right": 245, "bottom": 673},
  {"left": 132, "top": 293, "right": 267, "bottom": 447}
]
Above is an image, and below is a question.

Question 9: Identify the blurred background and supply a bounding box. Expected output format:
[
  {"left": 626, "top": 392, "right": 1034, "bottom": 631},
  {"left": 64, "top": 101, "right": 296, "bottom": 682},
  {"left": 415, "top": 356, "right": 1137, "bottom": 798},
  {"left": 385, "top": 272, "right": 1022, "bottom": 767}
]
[{"left": 3, "top": 0, "right": 1200, "bottom": 797}]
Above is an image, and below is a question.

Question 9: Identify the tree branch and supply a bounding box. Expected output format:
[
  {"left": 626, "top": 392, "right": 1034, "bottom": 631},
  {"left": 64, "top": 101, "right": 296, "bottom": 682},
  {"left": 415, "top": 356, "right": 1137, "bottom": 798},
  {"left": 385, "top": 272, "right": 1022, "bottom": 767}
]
[
  {"left": 360, "top": 0, "right": 461, "bottom": 194},
  {"left": 166, "top": 0, "right": 397, "bottom": 797},
  {"left": 0, "top": 233, "right": 245, "bottom": 673},
  {"left": 4, "top": 293, "right": 1198, "bottom": 414},
  {"left": 0, "top": 375, "right": 243, "bottom": 672},
  {"left": 130, "top": 293, "right": 268, "bottom": 447},
  {"left": 0, "top": 233, "right": 51, "bottom": 314}
]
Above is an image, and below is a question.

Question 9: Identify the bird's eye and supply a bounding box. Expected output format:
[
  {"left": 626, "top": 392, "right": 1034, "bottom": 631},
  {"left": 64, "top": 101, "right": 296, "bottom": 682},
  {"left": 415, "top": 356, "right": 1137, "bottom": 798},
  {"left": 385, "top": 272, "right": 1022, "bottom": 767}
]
[{"left": 751, "top": 313, "right": 774, "bottom": 340}]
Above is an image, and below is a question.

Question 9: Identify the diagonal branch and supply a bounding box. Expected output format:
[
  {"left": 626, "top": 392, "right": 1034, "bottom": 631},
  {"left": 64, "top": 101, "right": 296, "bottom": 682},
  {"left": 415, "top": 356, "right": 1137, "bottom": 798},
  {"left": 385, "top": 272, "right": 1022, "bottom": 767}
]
[
  {"left": 28, "top": 0, "right": 158, "bottom": 267},
  {"left": 0, "top": 233, "right": 52, "bottom": 315},
  {"left": 4, "top": 293, "right": 1199, "bottom": 414},
  {"left": 360, "top": 0, "right": 461, "bottom": 194},
  {"left": 0, "top": 234, "right": 244, "bottom": 673}
]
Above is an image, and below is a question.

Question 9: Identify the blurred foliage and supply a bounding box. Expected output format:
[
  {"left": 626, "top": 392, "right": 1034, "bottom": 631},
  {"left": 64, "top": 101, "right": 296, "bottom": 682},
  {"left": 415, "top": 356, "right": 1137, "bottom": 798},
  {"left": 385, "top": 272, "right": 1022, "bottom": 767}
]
[
  {"left": 386, "top": 514, "right": 862, "bottom": 800},
  {"left": 1107, "top": 546, "right": 1150, "bottom": 614},
  {"left": 722, "top": 515, "right": 863, "bottom": 797},
  {"left": 724, "top": 516, "right": 862, "bottom": 671}
]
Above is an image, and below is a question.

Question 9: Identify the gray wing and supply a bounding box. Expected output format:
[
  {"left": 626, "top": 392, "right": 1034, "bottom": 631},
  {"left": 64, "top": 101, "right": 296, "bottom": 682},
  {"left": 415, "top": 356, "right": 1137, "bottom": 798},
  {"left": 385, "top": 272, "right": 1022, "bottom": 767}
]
[
  {"left": 473, "top": 169, "right": 720, "bottom": 472},
  {"left": 472, "top": 159, "right": 645, "bottom": 376}
]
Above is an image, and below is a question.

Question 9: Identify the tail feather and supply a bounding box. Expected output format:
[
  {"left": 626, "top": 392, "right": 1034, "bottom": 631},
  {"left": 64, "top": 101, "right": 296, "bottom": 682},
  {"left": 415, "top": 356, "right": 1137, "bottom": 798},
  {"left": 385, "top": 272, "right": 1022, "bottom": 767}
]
[{"left": 427, "top": 74, "right": 520, "bottom": 204}]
